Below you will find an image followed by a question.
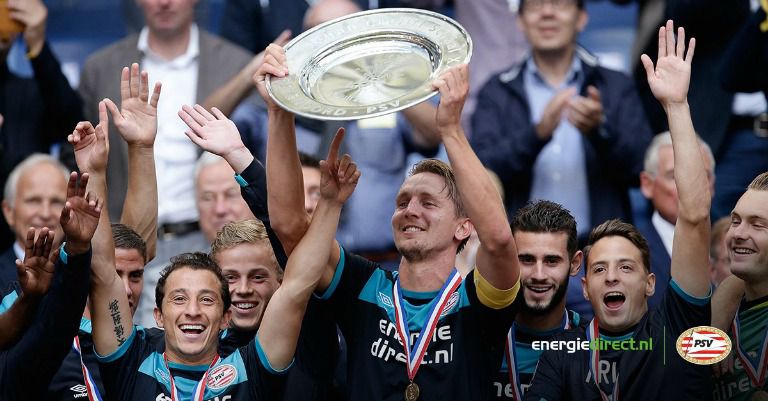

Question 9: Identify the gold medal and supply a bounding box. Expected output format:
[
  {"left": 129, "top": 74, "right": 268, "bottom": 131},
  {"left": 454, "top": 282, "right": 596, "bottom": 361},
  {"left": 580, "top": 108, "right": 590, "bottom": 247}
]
[
  {"left": 405, "top": 382, "right": 420, "bottom": 401},
  {"left": 752, "top": 390, "right": 768, "bottom": 401}
]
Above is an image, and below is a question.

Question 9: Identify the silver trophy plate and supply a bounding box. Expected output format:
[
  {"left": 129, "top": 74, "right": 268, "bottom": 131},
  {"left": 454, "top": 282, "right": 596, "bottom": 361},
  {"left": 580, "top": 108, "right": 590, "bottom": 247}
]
[{"left": 266, "top": 8, "right": 472, "bottom": 121}]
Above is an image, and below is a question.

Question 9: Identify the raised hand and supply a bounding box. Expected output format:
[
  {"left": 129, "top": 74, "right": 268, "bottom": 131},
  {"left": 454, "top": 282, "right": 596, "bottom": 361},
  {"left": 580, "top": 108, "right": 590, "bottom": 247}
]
[
  {"left": 68, "top": 102, "right": 109, "bottom": 174},
  {"left": 104, "top": 63, "right": 162, "bottom": 148},
  {"left": 16, "top": 227, "right": 57, "bottom": 299},
  {"left": 179, "top": 104, "right": 246, "bottom": 155},
  {"left": 253, "top": 43, "right": 290, "bottom": 111},
  {"left": 319, "top": 128, "right": 360, "bottom": 204},
  {"left": 432, "top": 64, "right": 470, "bottom": 133},
  {"left": 60, "top": 172, "right": 102, "bottom": 254},
  {"left": 641, "top": 20, "right": 695, "bottom": 107}
]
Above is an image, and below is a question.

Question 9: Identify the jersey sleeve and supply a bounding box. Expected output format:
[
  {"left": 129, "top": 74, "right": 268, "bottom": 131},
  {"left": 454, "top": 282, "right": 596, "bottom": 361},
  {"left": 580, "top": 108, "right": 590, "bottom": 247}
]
[
  {"left": 241, "top": 336, "right": 291, "bottom": 401},
  {"left": 96, "top": 326, "right": 151, "bottom": 400},
  {"left": 660, "top": 279, "right": 712, "bottom": 335}
]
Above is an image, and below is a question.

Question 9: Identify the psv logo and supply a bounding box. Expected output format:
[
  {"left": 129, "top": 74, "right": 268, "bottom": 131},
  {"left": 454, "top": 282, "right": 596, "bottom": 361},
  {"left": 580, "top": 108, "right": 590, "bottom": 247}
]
[
  {"left": 207, "top": 364, "right": 238, "bottom": 390},
  {"left": 676, "top": 326, "right": 732, "bottom": 365}
]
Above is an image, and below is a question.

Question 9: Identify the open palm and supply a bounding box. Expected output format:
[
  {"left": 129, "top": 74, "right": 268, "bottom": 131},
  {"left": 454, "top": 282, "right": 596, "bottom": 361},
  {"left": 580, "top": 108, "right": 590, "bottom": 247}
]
[
  {"left": 641, "top": 20, "right": 695, "bottom": 106},
  {"left": 16, "top": 228, "right": 57, "bottom": 298},
  {"left": 60, "top": 173, "right": 102, "bottom": 245},
  {"left": 106, "top": 63, "right": 161, "bottom": 148},
  {"left": 70, "top": 110, "right": 109, "bottom": 174}
]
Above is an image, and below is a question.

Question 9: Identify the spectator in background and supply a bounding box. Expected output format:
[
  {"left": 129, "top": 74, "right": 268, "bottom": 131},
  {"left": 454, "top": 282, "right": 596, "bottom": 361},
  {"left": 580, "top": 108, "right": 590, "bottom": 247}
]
[
  {"left": 134, "top": 152, "right": 255, "bottom": 328},
  {"left": 637, "top": 131, "right": 715, "bottom": 308},
  {"left": 610, "top": 0, "right": 764, "bottom": 221},
  {"left": 77, "top": 0, "right": 252, "bottom": 230},
  {"left": 0, "top": 0, "right": 84, "bottom": 250},
  {"left": 472, "top": 0, "right": 653, "bottom": 242},
  {"left": 709, "top": 216, "right": 731, "bottom": 286}
]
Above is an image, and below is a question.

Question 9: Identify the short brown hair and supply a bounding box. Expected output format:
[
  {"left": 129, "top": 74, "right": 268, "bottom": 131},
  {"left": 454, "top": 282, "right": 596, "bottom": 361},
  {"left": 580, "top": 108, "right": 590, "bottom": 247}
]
[
  {"left": 112, "top": 223, "right": 147, "bottom": 264},
  {"left": 583, "top": 219, "right": 651, "bottom": 274},
  {"left": 748, "top": 172, "right": 768, "bottom": 191},
  {"left": 408, "top": 159, "right": 469, "bottom": 252},
  {"left": 155, "top": 252, "right": 231, "bottom": 313},
  {"left": 210, "top": 219, "right": 280, "bottom": 274}
]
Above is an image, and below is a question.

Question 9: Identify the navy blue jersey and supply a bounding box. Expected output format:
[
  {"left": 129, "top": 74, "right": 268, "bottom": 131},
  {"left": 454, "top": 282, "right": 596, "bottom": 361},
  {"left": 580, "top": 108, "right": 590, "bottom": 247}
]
[
  {"left": 322, "top": 247, "right": 517, "bottom": 401},
  {"left": 493, "top": 309, "right": 583, "bottom": 399},
  {"left": 97, "top": 326, "right": 288, "bottom": 401},
  {"left": 0, "top": 248, "right": 92, "bottom": 400},
  {"left": 219, "top": 298, "right": 341, "bottom": 401},
  {"left": 524, "top": 280, "right": 712, "bottom": 401}
]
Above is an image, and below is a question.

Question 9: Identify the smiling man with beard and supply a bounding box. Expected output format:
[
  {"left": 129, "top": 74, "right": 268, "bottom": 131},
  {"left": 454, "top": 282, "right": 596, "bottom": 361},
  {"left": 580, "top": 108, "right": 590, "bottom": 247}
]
[
  {"left": 525, "top": 21, "right": 714, "bottom": 401},
  {"left": 492, "top": 200, "right": 584, "bottom": 400}
]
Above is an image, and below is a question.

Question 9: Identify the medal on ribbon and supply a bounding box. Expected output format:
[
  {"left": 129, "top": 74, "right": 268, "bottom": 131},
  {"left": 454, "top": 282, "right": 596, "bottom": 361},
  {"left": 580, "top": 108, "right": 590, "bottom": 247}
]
[
  {"left": 72, "top": 336, "right": 103, "bottom": 401},
  {"left": 393, "top": 269, "right": 463, "bottom": 401},
  {"left": 504, "top": 312, "right": 571, "bottom": 401},
  {"left": 586, "top": 318, "right": 619, "bottom": 401},
  {"left": 163, "top": 353, "right": 220, "bottom": 401},
  {"left": 733, "top": 314, "right": 768, "bottom": 388}
]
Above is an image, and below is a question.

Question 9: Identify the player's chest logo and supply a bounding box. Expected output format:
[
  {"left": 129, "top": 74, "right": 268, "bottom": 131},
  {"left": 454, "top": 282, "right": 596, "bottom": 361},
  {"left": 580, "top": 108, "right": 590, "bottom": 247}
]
[{"left": 207, "top": 364, "right": 238, "bottom": 390}]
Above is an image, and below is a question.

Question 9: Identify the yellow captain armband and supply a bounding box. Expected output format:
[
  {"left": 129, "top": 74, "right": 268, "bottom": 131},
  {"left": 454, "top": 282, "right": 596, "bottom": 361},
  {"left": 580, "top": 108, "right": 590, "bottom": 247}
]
[
  {"left": 474, "top": 267, "right": 520, "bottom": 310},
  {"left": 762, "top": 0, "right": 768, "bottom": 32}
]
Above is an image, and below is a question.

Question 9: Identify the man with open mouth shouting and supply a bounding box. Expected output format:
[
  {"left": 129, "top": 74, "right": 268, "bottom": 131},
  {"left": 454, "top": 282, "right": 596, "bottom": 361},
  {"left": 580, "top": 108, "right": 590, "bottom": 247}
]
[{"left": 525, "top": 20, "right": 715, "bottom": 401}]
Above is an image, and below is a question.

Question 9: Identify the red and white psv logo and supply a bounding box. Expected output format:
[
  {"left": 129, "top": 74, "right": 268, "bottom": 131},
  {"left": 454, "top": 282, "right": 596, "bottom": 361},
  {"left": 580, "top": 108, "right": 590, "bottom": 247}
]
[
  {"left": 207, "top": 364, "right": 238, "bottom": 390},
  {"left": 676, "top": 326, "right": 732, "bottom": 365}
]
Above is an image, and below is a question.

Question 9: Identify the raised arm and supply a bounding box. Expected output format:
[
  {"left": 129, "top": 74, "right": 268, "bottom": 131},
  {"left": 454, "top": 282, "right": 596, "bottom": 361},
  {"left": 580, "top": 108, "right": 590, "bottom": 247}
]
[
  {"left": 257, "top": 136, "right": 360, "bottom": 369},
  {"left": 255, "top": 44, "right": 311, "bottom": 254},
  {"left": 103, "top": 64, "right": 162, "bottom": 261},
  {"left": 70, "top": 105, "right": 133, "bottom": 356},
  {"left": 0, "top": 228, "right": 56, "bottom": 349},
  {"left": 201, "top": 31, "right": 291, "bottom": 116},
  {"left": 641, "top": 20, "right": 711, "bottom": 297},
  {"left": 435, "top": 65, "right": 519, "bottom": 290}
]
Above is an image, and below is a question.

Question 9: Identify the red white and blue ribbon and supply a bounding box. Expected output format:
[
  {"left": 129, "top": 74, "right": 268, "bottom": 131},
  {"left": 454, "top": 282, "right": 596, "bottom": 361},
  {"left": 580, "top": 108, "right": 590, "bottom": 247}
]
[
  {"left": 586, "top": 318, "right": 618, "bottom": 401},
  {"left": 163, "top": 353, "right": 220, "bottom": 401},
  {"left": 504, "top": 312, "right": 571, "bottom": 401},
  {"left": 393, "top": 269, "right": 462, "bottom": 382},
  {"left": 72, "top": 336, "right": 103, "bottom": 401},
  {"left": 732, "top": 314, "right": 768, "bottom": 388}
]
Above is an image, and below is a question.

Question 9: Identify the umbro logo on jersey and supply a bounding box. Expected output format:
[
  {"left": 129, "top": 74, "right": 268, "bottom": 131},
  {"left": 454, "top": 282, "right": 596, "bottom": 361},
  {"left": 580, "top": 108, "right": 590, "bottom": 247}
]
[
  {"left": 676, "top": 326, "right": 732, "bottom": 365},
  {"left": 378, "top": 292, "right": 393, "bottom": 307},
  {"left": 207, "top": 364, "right": 238, "bottom": 390},
  {"left": 70, "top": 384, "right": 88, "bottom": 398}
]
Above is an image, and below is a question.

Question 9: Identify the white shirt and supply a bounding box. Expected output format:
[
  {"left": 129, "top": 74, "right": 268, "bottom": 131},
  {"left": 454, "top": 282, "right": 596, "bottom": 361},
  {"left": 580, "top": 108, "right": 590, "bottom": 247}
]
[
  {"left": 138, "top": 25, "right": 201, "bottom": 225},
  {"left": 651, "top": 210, "right": 675, "bottom": 257}
]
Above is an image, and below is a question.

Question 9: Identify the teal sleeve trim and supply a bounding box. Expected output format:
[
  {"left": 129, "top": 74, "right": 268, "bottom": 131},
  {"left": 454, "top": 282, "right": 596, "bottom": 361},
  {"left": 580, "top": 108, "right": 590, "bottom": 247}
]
[
  {"left": 234, "top": 174, "right": 248, "bottom": 187},
  {"left": 670, "top": 279, "right": 712, "bottom": 306},
  {"left": 59, "top": 243, "right": 69, "bottom": 264},
  {"left": 314, "top": 245, "right": 345, "bottom": 300},
  {"left": 96, "top": 325, "right": 137, "bottom": 362},
  {"left": 254, "top": 336, "right": 293, "bottom": 375}
]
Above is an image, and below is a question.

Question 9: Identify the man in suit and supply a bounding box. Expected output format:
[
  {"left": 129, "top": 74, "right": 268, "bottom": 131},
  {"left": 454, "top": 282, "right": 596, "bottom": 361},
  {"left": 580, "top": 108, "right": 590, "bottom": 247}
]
[
  {"left": 0, "top": 154, "right": 68, "bottom": 307},
  {"left": 78, "top": 0, "right": 252, "bottom": 233},
  {"left": 637, "top": 131, "right": 715, "bottom": 308}
]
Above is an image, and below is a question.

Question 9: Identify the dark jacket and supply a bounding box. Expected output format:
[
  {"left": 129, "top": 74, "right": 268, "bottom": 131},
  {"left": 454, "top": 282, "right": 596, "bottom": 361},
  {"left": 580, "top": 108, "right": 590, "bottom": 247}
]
[
  {"left": 471, "top": 48, "right": 653, "bottom": 231},
  {"left": 635, "top": 214, "right": 672, "bottom": 310}
]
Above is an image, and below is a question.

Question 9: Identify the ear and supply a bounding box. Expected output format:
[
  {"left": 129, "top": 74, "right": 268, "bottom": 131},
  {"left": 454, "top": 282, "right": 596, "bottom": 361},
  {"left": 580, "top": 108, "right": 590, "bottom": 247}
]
[
  {"left": 581, "top": 276, "right": 590, "bottom": 301},
  {"left": 639, "top": 172, "right": 654, "bottom": 199},
  {"left": 645, "top": 272, "right": 656, "bottom": 297},
  {"left": 570, "top": 250, "right": 583, "bottom": 276},
  {"left": 220, "top": 308, "right": 232, "bottom": 331},
  {"left": 576, "top": 9, "right": 589, "bottom": 32},
  {"left": 153, "top": 307, "right": 164, "bottom": 329},
  {"left": 455, "top": 218, "right": 473, "bottom": 243},
  {"left": 1, "top": 199, "right": 13, "bottom": 228}
]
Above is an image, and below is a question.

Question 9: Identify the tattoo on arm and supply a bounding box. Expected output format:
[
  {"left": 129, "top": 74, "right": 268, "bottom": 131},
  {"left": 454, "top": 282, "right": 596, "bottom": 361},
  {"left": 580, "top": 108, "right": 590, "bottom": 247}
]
[{"left": 108, "top": 299, "right": 127, "bottom": 346}]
